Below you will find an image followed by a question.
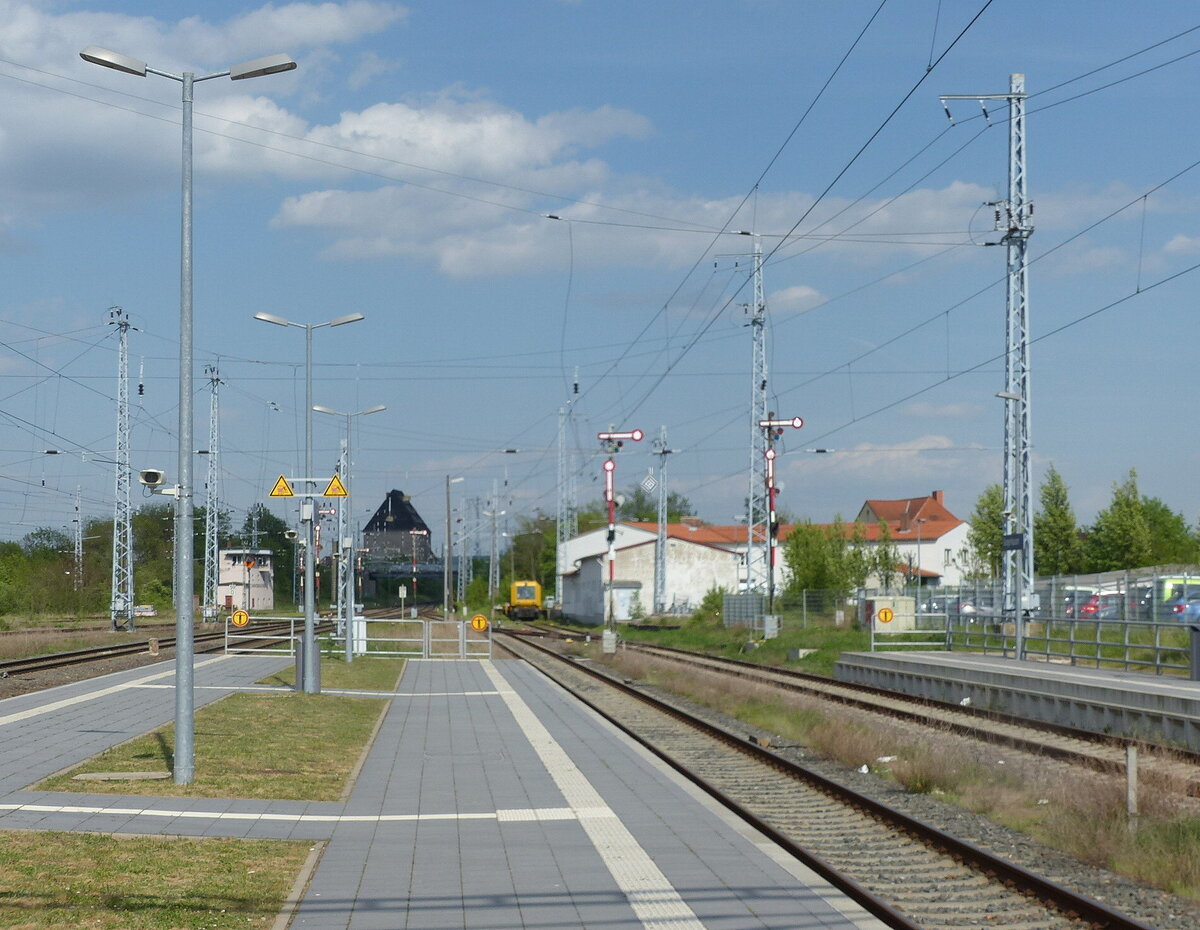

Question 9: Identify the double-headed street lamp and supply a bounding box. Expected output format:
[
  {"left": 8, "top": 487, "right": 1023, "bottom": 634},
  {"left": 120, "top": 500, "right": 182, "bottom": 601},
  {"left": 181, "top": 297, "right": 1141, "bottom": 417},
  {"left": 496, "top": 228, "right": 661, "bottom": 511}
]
[
  {"left": 313, "top": 403, "right": 385, "bottom": 664},
  {"left": 255, "top": 312, "right": 364, "bottom": 692},
  {"left": 81, "top": 45, "right": 296, "bottom": 786}
]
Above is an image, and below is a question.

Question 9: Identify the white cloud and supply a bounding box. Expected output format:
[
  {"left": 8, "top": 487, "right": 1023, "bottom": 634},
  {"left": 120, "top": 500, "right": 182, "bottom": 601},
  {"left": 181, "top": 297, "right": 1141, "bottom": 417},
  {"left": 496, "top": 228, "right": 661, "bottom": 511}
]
[
  {"left": 769, "top": 285, "right": 824, "bottom": 313},
  {"left": 348, "top": 50, "right": 401, "bottom": 90},
  {"left": 1163, "top": 233, "right": 1200, "bottom": 256},
  {"left": 828, "top": 435, "right": 975, "bottom": 481}
]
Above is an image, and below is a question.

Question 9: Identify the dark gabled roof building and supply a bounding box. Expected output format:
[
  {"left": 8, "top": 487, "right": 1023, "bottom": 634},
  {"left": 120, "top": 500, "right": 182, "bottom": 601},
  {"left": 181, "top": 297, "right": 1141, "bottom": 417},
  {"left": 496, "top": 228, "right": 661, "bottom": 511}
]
[{"left": 362, "top": 490, "right": 434, "bottom": 562}]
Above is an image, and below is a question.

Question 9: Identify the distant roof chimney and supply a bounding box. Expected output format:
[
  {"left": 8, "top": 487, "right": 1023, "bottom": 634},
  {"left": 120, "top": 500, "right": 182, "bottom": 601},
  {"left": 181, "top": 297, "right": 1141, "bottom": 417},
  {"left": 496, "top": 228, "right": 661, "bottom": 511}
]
[
  {"left": 932, "top": 489, "right": 944, "bottom": 505},
  {"left": 681, "top": 516, "right": 703, "bottom": 529}
]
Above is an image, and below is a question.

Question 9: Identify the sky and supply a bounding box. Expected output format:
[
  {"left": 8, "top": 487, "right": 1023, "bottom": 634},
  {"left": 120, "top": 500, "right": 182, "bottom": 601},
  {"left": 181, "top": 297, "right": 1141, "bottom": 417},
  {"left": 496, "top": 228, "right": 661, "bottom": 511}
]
[{"left": 2, "top": 0, "right": 1199, "bottom": 559}]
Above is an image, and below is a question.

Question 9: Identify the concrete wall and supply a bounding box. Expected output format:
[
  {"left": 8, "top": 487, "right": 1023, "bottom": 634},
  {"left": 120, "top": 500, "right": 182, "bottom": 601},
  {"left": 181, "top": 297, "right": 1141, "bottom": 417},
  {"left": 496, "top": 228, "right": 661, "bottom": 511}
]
[{"left": 560, "top": 534, "right": 742, "bottom": 623}]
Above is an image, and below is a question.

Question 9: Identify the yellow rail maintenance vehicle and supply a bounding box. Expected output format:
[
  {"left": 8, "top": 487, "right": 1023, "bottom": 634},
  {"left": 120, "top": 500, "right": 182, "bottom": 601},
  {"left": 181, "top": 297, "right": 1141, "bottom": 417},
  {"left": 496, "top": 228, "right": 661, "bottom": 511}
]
[{"left": 504, "top": 580, "right": 545, "bottom": 621}]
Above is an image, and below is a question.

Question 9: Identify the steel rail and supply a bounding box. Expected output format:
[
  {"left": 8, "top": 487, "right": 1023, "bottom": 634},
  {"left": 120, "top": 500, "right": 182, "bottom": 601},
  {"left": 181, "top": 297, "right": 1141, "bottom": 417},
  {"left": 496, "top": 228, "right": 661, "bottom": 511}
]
[{"left": 499, "top": 631, "right": 1157, "bottom": 930}]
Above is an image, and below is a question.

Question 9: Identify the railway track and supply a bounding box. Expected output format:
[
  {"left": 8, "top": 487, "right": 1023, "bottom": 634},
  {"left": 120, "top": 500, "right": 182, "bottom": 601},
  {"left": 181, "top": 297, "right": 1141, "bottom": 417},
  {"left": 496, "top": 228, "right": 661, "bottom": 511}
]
[
  {"left": 615, "top": 640, "right": 1200, "bottom": 794},
  {"left": 498, "top": 630, "right": 1158, "bottom": 930},
  {"left": 0, "top": 620, "right": 326, "bottom": 678},
  {"left": 512, "top": 625, "right": 1200, "bottom": 794}
]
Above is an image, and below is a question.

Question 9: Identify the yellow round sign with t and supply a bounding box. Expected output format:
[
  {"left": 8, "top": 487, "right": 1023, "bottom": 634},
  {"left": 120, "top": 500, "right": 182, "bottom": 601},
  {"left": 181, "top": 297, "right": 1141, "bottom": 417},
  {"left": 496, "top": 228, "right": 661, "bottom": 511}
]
[
  {"left": 470, "top": 614, "right": 489, "bottom": 632},
  {"left": 876, "top": 607, "right": 894, "bottom": 624}
]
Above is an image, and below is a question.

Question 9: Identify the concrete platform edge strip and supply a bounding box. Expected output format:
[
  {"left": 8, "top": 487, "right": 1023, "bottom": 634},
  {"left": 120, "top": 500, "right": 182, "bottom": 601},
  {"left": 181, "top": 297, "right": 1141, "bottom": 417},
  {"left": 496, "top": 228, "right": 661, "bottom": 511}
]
[{"left": 480, "top": 660, "right": 707, "bottom": 929}]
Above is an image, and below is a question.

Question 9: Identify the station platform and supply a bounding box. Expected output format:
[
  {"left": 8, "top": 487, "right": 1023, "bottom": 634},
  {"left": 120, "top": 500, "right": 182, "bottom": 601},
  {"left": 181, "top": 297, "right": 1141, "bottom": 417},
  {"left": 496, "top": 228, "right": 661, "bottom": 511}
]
[
  {"left": 835, "top": 650, "right": 1200, "bottom": 750},
  {"left": 0, "top": 653, "right": 886, "bottom": 929}
]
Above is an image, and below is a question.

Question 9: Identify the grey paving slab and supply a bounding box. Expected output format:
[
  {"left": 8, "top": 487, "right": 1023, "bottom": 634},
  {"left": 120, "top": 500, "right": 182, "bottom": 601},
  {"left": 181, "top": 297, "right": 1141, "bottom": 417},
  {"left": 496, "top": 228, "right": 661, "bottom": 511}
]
[
  {"left": 288, "top": 658, "right": 882, "bottom": 930},
  {"left": 1, "top": 651, "right": 886, "bottom": 929}
]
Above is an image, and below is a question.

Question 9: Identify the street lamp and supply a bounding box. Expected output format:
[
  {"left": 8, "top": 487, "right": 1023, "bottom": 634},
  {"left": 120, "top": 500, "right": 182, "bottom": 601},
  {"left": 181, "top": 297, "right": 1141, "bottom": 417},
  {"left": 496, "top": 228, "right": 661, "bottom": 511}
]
[
  {"left": 444, "top": 476, "right": 465, "bottom": 617},
  {"left": 81, "top": 45, "right": 296, "bottom": 786},
  {"left": 313, "top": 402, "right": 385, "bottom": 663},
  {"left": 255, "top": 312, "right": 364, "bottom": 692}
]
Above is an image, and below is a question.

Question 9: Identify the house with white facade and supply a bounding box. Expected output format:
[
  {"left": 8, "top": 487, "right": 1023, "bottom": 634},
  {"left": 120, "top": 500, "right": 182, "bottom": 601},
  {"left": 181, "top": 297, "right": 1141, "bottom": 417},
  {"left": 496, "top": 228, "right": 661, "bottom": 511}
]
[
  {"left": 216, "top": 548, "right": 275, "bottom": 612},
  {"left": 559, "top": 519, "right": 743, "bottom": 625},
  {"left": 558, "top": 491, "right": 971, "bottom": 623},
  {"left": 849, "top": 489, "right": 972, "bottom": 587}
]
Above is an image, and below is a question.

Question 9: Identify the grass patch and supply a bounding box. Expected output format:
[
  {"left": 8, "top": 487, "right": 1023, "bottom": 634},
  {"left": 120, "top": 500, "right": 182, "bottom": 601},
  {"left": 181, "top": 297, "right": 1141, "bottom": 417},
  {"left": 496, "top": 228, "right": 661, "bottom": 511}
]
[
  {"left": 0, "top": 629, "right": 148, "bottom": 662},
  {"left": 258, "top": 654, "right": 405, "bottom": 691},
  {"left": 0, "top": 830, "right": 309, "bottom": 929},
  {"left": 37, "top": 692, "right": 385, "bottom": 801},
  {"left": 619, "top": 615, "right": 869, "bottom": 677}
]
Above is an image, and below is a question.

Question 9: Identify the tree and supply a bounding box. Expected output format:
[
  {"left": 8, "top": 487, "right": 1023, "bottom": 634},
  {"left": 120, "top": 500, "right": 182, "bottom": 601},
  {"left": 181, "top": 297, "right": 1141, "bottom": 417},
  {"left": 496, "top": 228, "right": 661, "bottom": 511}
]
[
  {"left": 966, "top": 484, "right": 1004, "bottom": 578},
  {"left": 1084, "top": 470, "right": 1152, "bottom": 572},
  {"left": 782, "top": 520, "right": 849, "bottom": 596},
  {"left": 242, "top": 505, "right": 298, "bottom": 603},
  {"left": 872, "top": 521, "right": 900, "bottom": 591},
  {"left": 505, "top": 511, "right": 556, "bottom": 592},
  {"left": 1141, "top": 497, "right": 1199, "bottom": 565},
  {"left": 1033, "top": 465, "right": 1083, "bottom": 576}
]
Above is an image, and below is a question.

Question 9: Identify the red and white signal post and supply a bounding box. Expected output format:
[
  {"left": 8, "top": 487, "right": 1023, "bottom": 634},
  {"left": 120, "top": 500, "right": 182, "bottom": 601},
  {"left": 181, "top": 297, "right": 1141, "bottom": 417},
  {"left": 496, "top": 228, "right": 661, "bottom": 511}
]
[
  {"left": 597, "top": 428, "right": 643, "bottom": 650},
  {"left": 757, "top": 415, "right": 802, "bottom": 621}
]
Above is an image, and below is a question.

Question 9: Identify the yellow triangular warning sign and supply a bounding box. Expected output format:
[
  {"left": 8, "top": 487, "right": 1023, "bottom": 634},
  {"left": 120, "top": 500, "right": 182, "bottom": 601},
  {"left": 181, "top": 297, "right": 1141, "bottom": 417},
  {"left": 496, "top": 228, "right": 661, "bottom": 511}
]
[
  {"left": 269, "top": 475, "right": 294, "bottom": 497},
  {"left": 323, "top": 474, "right": 348, "bottom": 497}
]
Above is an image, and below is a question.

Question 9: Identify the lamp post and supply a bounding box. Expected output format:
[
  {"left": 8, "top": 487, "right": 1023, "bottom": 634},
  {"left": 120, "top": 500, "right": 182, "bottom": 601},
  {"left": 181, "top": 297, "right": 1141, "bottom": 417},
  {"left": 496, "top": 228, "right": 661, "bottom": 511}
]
[
  {"left": 255, "top": 312, "right": 364, "bottom": 692},
  {"left": 915, "top": 517, "right": 928, "bottom": 596},
  {"left": 313, "top": 403, "right": 385, "bottom": 663},
  {"left": 444, "top": 476, "right": 465, "bottom": 617},
  {"left": 82, "top": 45, "right": 295, "bottom": 785}
]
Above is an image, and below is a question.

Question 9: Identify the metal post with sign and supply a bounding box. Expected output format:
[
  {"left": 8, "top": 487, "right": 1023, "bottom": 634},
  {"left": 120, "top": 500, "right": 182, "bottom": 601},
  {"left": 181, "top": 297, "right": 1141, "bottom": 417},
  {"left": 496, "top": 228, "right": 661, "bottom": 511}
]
[
  {"left": 268, "top": 472, "right": 348, "bottom": 691},
  {"left": 597, "top": 428, "right": 642, "bottom": 653},
  {"left": 757, "top": 415, "right": 802, "bottom": 638}
]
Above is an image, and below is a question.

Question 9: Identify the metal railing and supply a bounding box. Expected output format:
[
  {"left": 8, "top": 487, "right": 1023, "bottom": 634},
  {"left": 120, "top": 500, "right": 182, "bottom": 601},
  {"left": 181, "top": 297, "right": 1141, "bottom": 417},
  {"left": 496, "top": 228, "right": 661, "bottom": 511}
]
[
  {"left": 327, "top": 617, "right": 492, "bottom": 660},
  {"left": 224, "top": 615, "right": 297, "bottom": 655},
  {"left": 947, "top": 614, "right": 1194, "bottom": 676},
  {"left": 870, "top": 611, "right": 951, "bottom": 652}
]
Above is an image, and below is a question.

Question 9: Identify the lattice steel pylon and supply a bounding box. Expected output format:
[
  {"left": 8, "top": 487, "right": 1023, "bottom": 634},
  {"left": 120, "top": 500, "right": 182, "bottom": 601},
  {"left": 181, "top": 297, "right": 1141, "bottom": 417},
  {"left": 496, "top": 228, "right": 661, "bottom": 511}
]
[
  {"left": 943, "top": 73, "right": 1034, "bottom": 645},
  {"left": 456, "top": 495, "right": 480, "bottom": 605},
  {"left": 72, "top": 486, "right": 83, "bottom": 591},
  {"left": 745, "top": 235, "right": 769, "bottom": 593},
  {"left": 652, "top": 426, "right": 675, "bottom": 614},
  {"left": 109, "top": 307, "right": 134, "bottom": 631},
  {"left": 555, "top": 373, "right": 580, "bottom": 587},
  {"left": 201, "top": 365, "right": 222, "bottom": 621}
]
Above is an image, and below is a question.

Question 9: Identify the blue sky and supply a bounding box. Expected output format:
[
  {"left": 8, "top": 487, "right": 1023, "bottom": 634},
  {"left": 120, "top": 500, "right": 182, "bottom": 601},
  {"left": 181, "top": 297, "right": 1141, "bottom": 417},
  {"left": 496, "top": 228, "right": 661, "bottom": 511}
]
[{"left": 2, "top": 1, "right": 1199, "bottom": 554}]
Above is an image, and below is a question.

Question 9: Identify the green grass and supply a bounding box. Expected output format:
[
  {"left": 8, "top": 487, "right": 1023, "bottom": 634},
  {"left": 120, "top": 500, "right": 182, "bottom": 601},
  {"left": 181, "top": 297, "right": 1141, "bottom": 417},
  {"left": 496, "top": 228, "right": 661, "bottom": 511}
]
[
  {"left": 0, "top": 830, "right": 310, "bottom": 929},
  {"left": 619, "top": 615, "right": 870, "bottom": 677},
  {"left": 36, "top": 691, "right": 386, "bottom": 801},
  {"left": 257, "top": 654, "right": 405, "bottom": 691}
]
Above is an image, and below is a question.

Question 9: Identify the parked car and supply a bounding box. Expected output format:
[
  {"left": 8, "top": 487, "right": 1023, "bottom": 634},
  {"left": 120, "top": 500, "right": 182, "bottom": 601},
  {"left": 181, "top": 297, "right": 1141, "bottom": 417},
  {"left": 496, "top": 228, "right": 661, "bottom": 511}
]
[
  {"left": 1074, "top": 593, "right": 1101, "bottom": 619},
  {"left": 919, "top": 595, "right": 974, "bottom": 618},
  {"left": 1095, "top": 592, "right": 1126, "bottom": 620},
  {"left": 1162, "top": 588, "right": 1200, "bottom": 623},
  {"left": 1062, "top": 588, "right": 1096, "bottom": 618}
]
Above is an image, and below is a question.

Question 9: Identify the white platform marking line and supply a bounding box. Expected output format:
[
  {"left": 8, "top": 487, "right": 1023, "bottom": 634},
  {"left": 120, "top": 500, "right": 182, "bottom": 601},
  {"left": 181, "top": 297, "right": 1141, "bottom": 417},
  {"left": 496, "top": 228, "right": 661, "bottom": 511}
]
[
  {"left": 129, "top": 685, "right": 501, "bottom": 697},
  {"left": 0, "top": 656, "right": 229, "bottom": 728},
  {"left": 0, "top": 803, "right": 576, "bottom": 824},
  {"left": 481, "top": 661, "right": 705, "bottom": 930}
]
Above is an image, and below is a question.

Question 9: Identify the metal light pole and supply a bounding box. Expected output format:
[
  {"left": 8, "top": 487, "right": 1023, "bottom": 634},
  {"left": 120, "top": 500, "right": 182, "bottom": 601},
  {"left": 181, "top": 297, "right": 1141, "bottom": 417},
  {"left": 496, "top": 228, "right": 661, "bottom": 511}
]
[
  {"left": 82, "top": 45, "right": 295, "bottom": 785},
  {"left": 444, "top": 476, "right": 465, "bottom": 617},
  {"left": 256, "top": 312, "right": 364, "bottom": 692},
  {"left": 314, "top": 403, "right": 384, "bottom": 663}
]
